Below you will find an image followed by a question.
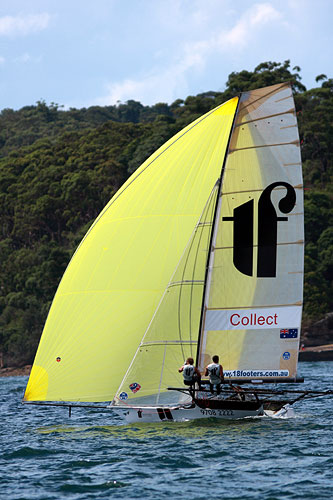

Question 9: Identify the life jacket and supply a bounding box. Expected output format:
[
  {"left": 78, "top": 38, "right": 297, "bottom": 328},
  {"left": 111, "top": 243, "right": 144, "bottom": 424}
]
[
  {"left": 207, "top": 362, "right": 222, "bottom": 384},
  {"left": 183, "top": 364, "right": 195, "bottom": 381}
]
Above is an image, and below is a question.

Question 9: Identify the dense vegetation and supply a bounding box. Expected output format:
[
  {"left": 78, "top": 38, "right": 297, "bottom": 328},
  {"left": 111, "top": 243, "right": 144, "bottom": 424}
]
[{"left": 0, "top": 61, "right": 332, "bottom": 366}]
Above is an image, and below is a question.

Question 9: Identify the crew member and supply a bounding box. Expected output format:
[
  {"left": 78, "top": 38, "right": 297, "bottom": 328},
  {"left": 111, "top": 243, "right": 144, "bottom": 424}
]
[
  {"left": 205, "top": 355, "right": 224, "bottom": 394},
  {"left": 179, "top": 357, "right": 201, "bottom": 389}
]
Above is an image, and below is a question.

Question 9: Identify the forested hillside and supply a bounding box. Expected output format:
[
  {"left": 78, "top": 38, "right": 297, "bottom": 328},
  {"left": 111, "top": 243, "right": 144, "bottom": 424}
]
[{"left": 0, "top": 61, "right": 332, "bottom": 366}]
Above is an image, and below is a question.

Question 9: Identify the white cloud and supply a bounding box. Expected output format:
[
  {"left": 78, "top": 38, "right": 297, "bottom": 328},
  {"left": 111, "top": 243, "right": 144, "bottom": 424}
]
[
  {"left": 97, "top": 68, "right": 188, "bottom": 107},
  {"left": 15, "top": 53, "right": 31, "bottom": 63},
  {"left": 213, "top": 3, "right": 283, "bottom": 52},
  {"left": 0, "top": 55, "right": 5, "bottom": 64},
  {"left": 0, "top": 13, "right": 50, "bottom": 37},
  {"left": 14, "top": 53, "right": 42, "bottom": 64},
  {"left": 97, "top": 2, "right": 284, "bottom": 105}
]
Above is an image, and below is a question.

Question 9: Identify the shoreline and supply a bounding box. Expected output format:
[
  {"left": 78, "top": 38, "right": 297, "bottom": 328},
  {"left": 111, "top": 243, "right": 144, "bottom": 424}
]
[
  {"left": 0, "top": 365, "right": 32, "bottom": 377},
  {"left": 1, "top": 345, "right": 333, "bottom": 378},
  {"left": 299, "top": 344, "right": 333, "bottom": 362}
]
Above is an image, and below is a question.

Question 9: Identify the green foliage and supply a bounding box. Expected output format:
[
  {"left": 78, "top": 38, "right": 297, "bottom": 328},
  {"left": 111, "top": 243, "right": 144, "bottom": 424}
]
[
  {"left": 221, "top": 60, "right": 306, "bottom": 100},
  {"left": 0, "top": 61, "right": 332, "bottom": 365}
]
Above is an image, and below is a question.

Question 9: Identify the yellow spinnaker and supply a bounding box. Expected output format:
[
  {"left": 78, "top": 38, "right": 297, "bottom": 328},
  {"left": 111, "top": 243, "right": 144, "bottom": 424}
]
[{"left": 24, "top": 97, "right": 238, "bottom": 402}]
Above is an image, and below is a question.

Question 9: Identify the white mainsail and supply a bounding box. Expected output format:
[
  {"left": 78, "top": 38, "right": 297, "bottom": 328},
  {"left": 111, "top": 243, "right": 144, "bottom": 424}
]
[{"left": 198, "top": 83, "right": 304, "bottom": 380}]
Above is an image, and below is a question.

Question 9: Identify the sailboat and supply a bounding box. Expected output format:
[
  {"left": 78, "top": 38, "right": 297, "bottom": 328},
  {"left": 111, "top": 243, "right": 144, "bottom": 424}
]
[{"left": 23, "top": 83, "right": 331, "bottom": 422}]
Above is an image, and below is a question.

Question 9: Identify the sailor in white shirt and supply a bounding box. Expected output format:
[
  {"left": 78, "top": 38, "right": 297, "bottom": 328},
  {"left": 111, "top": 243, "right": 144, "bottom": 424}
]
[
  {"left": 178, "top": 357, "right": 201, "bottom": 389},
  {"left": 205, "top": 355, "right": 224, "bottom": 394}
]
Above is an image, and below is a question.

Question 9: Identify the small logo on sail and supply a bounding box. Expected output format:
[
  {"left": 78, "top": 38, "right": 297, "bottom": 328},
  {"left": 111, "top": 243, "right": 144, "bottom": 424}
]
[
  {"left": 223, "top": 182, "right": 296, "bottom": 277},
  {"left": 129, "top": 382, "right": 141, "bottom": 393}
]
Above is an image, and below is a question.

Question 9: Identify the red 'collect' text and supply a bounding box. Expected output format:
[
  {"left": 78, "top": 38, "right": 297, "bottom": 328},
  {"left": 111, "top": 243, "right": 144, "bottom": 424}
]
[{"left": 230, "top": 313, "right": 278, "bottom": 327}]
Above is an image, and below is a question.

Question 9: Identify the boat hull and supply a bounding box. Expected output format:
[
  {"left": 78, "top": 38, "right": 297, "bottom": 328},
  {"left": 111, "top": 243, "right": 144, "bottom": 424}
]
[{"left": 122, "top": 403, "right": 264, "bottom": 423}]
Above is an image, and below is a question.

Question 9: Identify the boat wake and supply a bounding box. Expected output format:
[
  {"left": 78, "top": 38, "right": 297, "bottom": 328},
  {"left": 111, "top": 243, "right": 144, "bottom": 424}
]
[{"left": 264, "top": 404, "right": 296, "bottom": 419}]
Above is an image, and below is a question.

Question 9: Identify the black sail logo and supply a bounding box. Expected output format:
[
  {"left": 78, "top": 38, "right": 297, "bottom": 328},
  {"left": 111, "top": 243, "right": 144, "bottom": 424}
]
[{"left": 222, "top": 182, "right": 296, "bottom": 277}]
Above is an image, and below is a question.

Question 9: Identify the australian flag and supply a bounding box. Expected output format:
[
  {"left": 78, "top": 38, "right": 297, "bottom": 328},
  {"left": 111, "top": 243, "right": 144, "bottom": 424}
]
[
  {"left": 280, "top": 328, "right": 298, "bottom": 339},
  {"left": 129, "top": 382, "right": 141, "bottom": 393}
]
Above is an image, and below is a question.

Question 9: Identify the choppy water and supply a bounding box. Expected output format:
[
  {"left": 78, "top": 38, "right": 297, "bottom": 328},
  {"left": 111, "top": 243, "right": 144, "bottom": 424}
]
[{"left": 0, "top": 362, "right": 332, "bottom": 500}]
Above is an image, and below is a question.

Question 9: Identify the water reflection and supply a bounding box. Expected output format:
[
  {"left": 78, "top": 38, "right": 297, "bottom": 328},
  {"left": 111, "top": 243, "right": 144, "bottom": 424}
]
[{"left": 34, "top": 413, "right": 288, "bottom": 441}]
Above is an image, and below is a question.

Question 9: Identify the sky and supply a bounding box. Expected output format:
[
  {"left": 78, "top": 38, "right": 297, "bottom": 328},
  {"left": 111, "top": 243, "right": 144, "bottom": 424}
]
[{"left": 0, "top": 0, "right": 332, "bottom": 111}]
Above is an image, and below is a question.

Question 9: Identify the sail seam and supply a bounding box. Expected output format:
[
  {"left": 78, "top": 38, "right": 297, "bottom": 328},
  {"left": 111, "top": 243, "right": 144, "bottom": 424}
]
[
  {"left": 167, "top": 280, "right": 204, "bottom": 288},
  {"left": 198, "top": 222, "right": 213, "bottom": 227},
  {"left": 141, "top": 340, "right": 197, "bottom": 346}
]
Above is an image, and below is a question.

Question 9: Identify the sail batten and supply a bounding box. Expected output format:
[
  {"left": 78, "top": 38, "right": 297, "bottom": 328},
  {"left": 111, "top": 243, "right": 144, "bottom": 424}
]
[
  {"left": 221, "top": 186, "right": 303, "bottom": 196},
  {"left": 206, "top": 302, "right": 303, "bottom": 310},
  {"left": 141, "top": 340, "right": 197, "bottom": 346},
  {"left": 234, "top": 108, "right": 295, "bottom": 126},
  {"left": 214, "top": 240, "right": 304, "bottom": 251},
  {"left": 229, "top": 140, "right": 299, "bottom": 152}
]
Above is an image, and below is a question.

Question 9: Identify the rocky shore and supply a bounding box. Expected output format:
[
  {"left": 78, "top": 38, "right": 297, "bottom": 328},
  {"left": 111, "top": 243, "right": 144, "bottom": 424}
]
[
  {"left": 302, "top": 312, "right": 333, "bottom": 347},
  {"left": 299, "top": 344, "right": 333, "bottom": 361},
  {"left": 0, "top": 365, "right": 31, "bottom": 377},
  {"left": 299, "top": 312, "right": 333, "bottom": 360}
]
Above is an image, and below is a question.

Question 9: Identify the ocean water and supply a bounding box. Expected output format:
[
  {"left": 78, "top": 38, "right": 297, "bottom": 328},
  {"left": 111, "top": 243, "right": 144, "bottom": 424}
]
[{"left": 0, "top": 362, "right": 332, "bottom": 500}]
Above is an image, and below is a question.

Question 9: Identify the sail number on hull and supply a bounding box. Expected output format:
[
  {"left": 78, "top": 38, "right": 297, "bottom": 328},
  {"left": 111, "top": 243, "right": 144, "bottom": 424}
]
[{"left": 200, "top": 409, "right": 234, "bottom": 417}]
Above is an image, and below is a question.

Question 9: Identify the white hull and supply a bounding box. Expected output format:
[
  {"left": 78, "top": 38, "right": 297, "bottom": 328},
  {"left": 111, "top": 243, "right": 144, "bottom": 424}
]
[{"left": 121, "top": 403, "right": 264, "bottom": 423}]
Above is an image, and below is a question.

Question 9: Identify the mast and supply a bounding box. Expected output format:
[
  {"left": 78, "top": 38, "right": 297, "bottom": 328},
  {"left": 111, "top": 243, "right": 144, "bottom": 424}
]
[{"left": 195, "top": 96, "right": 241, "bottom": 367}]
